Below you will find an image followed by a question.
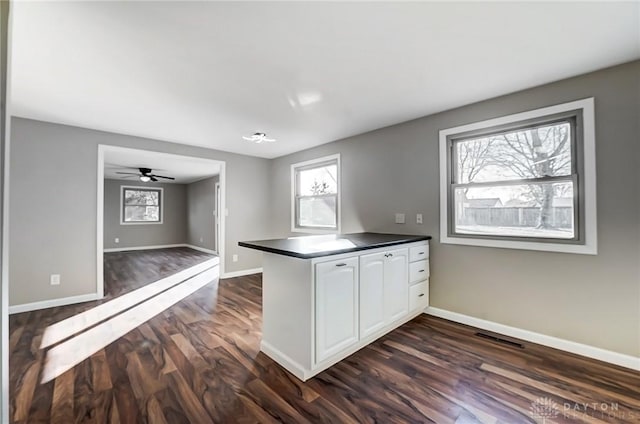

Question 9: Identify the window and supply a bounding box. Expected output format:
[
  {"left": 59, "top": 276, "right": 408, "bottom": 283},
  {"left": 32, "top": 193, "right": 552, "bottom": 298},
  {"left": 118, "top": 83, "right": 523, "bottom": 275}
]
[
  {"left": 291, "top": 154, "right": 340, "bottom": 233},
  {"left": 121, "top": 186, "right": 163, "bottom": 224},
  {"left": 439, "top": 98, "right": 597, "bottom": 254}
]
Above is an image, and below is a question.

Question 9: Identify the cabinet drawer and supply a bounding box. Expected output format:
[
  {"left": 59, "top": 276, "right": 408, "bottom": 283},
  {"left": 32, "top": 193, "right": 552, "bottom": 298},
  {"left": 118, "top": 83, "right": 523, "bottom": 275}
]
[
  {"left": 409, "top": 260, "right": 429, "bottom": 283},
  {"left": 409, "top": 244, "right": 429, "bottom": 262},
  {"left": 409, "top": 281, "right": 429, "bottom": 311}
]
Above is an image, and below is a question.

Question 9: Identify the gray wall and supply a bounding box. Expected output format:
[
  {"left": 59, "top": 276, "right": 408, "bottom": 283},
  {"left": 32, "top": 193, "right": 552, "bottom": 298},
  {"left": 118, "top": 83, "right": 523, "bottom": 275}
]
[
  {"left": 186, "top": 176, "right": 218, "bottom": 251},
  {"left": 103, "top": 179, "right": 188, "bottom": 250},
  {"left": 9, "top": 118, "right": 272, "bottom": 306},
  {"left": 270, "top": 61, "right": 640, "bottom": 357}
]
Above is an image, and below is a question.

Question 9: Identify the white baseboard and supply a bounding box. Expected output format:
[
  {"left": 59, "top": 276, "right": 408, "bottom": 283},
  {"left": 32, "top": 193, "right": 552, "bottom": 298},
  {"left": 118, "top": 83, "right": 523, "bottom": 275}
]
[
  {"left": 222, "top": 267, "right": 262, "bottom": 279},
  {"left": 260, "top": 340, "right": 308, "bottom": 381},
  {"left": 9, "top": 293, "right": 103, "bottom": 315},
  {"left": 425, "top": 307, "right": 640, "bottom": 372},
  {"left": 103, "top": 244, "right": 185, "bottom": 253},
  {"left": 103, "top": 244, "right": 219, "bottom": 255},
  {"left": 184, "top": 244, "right": 217, "bottom": 255}
]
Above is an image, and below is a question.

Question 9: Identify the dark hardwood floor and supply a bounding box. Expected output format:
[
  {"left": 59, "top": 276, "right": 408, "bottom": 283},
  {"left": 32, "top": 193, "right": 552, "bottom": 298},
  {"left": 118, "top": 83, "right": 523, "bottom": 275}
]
[
  {"left": 103, "top": 247, "right": 216, "bottom": 300},
  {"left": 9, "top": 251, "right": 640, "bottom": 423}
]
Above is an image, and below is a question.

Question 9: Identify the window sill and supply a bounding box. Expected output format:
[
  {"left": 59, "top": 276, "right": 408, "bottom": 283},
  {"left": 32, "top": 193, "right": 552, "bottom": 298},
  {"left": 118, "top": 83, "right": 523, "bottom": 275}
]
[
  {"left": 291, "top": 227, "right": 340, "bottom": 235},
  {"left": 440, "top": 234, "right": 597, "bottom": 255},
  {"left": 120, "top": 221, "right": 164, "bottom": 226}
]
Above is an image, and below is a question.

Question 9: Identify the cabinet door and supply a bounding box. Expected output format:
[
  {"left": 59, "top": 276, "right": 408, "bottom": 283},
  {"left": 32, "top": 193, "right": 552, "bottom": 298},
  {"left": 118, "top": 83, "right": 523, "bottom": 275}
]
[
  {"left": 315, "top": 257, "right": 359, "bottom": 363},
  {"left": 384, "top": 248, "right": 409, "bottom": 323},
  {"left": 359, "top": 252, "right": 386, "bottom": 339}
]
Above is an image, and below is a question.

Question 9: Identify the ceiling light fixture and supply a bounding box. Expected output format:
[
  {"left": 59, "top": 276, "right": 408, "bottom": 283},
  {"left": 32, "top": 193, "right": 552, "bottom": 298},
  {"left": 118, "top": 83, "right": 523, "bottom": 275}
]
[
  {"left": 243, "top": 132, "right": 276, "bottom": 144},
  {"left": 139, "top": 175, "right": 151, "bottom": 182}
]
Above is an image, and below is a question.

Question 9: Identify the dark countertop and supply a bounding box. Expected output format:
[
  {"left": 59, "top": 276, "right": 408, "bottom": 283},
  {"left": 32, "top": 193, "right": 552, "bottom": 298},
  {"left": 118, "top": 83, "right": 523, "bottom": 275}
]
[{"left": 239, "top": 232, "right": 431, "bottom": 259}]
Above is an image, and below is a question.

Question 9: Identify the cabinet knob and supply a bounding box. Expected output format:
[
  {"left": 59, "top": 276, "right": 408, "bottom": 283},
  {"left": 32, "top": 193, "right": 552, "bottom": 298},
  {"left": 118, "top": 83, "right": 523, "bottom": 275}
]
[{"left": 335, "top": 263, "right": 347, "bottom": 267}]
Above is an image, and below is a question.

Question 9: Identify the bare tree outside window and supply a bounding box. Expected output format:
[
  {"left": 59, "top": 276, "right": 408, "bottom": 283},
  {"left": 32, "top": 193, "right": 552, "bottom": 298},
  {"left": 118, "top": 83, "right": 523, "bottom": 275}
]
[
  {"left": 293, "top": 156, "right": 340, "bottom": 231},
  {"left": 452, "top": 117, "right": 578, "bottom": 240},
  {"left": 122, "top": 187, "right": 162, "bottom": 223}
]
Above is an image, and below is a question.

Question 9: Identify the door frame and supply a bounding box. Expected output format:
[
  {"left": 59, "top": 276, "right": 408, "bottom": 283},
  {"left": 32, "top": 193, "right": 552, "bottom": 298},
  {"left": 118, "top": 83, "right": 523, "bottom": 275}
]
[
  {"left": 97, "top": 145, "right": 227, "bottom": 298},
  {"left": 214, "top": 181, "right": 220, "bottom": 254}
]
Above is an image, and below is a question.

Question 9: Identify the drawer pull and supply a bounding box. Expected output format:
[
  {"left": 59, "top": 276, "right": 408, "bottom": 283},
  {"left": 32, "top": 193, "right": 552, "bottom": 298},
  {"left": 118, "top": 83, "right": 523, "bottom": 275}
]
[
  {"left": 419, "top": 269, "right": 425, "bottom": 273},
  {"left": 418, "top": 293, "right": 425, "bottom": 297},
  {"left": 418, "top": 252, "right": 425, "bottom": 255},
  {"left": 335, "top": 263, "right": 347, "bottom": 267},
  {"left": 388, "top": 253, "right": 393, "bottom": 257}
]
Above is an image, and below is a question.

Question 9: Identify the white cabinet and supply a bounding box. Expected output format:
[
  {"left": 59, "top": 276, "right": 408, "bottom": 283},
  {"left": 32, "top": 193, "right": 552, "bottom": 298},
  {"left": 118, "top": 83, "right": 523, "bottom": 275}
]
[
  {"left": 359, "top": 248, "right": 408, "bottom": 339},
  {"left": 315, "top": 257, "right": 359, "bottom": 363},
  {"left": 408, "top": 245, "right": 429, "bottom": 312},
  {"left": 260, "top": 239, "right": 429, "bottom": 382},
  {"left": 359, "top": 252, "right": 386, "bottom": 339},
  {"left": 383, "top": 248, "right": 409, "bottom": 323}
]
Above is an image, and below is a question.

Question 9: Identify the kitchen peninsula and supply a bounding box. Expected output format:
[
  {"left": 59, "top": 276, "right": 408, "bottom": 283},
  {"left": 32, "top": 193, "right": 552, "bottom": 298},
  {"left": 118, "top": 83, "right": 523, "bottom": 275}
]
[{"left": 239, "top": 232, "right": 431, "bottom": 380}]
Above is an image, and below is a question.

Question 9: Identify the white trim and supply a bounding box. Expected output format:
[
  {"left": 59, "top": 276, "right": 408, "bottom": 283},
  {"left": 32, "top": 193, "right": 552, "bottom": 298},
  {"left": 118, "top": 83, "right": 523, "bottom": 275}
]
[
  {"left": 439, "top": 97, "right": 597, "bottom": 255},
  {"left": 185, "top": 244, "right": 217, "bottom": 255},
  {"left": 290, "top": 153, "right": 341, "bottom": 234},
  {"left": 1, "top": 4, "right": 12, "bottom": 418},
  {"left": 103, "top": 244, "right": 218, "bottom": 255},
  {"left": 96, "top": 146, "right": 105, "bottom": 299},
  {"left": 214, "top": 181, "right": 220, "bottom": 254},
  {"left": 103, "top": 243, "right": 186, "bottom": 253},
  {"left": 221, "top": 267, "right": 262, "bottom": 279},
  {"left": 119, "top": 185, "right": 164, "bottom": 225},
  {"left": 9, "top": 293, "right": 102, "bottom": 315},
  {"left": 425, "top": 307, "right": 639, "bottom": 371},
  {"left": 260, "top": 340, "right": 309, "bottom": 381}
]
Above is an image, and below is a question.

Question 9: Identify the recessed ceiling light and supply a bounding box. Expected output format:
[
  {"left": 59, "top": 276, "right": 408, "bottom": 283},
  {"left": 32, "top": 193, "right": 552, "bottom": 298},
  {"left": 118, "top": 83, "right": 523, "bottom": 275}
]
[{"left": 243, "top": 132, "right": 276, "bottom": 143}]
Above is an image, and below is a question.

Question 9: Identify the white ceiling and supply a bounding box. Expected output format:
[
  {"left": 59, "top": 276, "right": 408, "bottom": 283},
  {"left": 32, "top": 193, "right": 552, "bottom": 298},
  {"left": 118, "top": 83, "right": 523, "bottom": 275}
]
[
  {"left": 104, "top": 148, "right": 221, "bottom": 184},
  {"left": 10, "top": 1, "right": 640, "bottom": 159}
]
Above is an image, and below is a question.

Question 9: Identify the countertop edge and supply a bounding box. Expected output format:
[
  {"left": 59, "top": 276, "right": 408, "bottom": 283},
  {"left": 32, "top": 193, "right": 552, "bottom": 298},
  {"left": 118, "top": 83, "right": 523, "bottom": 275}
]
[{"left": 239, "top": 235, "right": 431, "bottom": 260}]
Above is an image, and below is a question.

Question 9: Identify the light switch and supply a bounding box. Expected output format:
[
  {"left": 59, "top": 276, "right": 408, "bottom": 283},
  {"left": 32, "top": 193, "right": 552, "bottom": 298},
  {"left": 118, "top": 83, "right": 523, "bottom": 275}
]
[
  {"left": 416, "top": 214, "right": 423, "bottom": 224},
  {"left": 395, "top": 213, "right": 406, "bottom": 224}
]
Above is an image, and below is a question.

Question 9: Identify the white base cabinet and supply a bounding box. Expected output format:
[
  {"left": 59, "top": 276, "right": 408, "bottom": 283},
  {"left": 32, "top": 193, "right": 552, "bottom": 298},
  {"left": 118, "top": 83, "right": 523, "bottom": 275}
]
[
  {"left": 315, "top": 257, "right": 359, "bottom": 363},
  {"left": 260, "top": 240, "right": 429, "bottom": 381}
]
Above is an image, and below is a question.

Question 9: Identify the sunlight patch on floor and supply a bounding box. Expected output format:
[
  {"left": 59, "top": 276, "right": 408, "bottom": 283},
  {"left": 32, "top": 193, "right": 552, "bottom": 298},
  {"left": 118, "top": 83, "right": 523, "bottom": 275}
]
[
  {"left": 40, "top": 266, "right": 219, "bottom": 383},
  {"left": 40, "top": 257, "right": 219, "bottom": 349}
]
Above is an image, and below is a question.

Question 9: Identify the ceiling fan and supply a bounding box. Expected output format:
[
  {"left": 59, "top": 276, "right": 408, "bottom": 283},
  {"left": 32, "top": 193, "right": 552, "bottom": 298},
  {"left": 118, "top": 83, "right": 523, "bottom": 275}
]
[
  {"left": 116, "top": 167, "right": 175, "bottom": 182},
  {"left": 242, "top": 132, "right": 276, "bottom": 143}
]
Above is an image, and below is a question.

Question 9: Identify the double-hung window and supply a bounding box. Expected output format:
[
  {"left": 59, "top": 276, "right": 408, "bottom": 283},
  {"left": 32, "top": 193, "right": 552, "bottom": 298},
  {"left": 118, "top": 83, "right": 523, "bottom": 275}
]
[
  {"left": 439, "top": 98, "right": 597, "bottom": 254},
  {"left": 121, "top": 186, "right": 163, "bottom": 224},
  {"left": 291, "top": 154, "right": 340, "bottom": 233}
]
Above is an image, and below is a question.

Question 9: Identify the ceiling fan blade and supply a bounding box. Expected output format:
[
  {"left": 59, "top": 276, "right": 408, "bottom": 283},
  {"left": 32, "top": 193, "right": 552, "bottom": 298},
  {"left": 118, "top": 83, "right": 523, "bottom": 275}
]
[
  {"left": 150, "top": 176, "right": 158, "bottom": 182},
  {"left": 115, "top": 172, "right": 140, "bottom": 175},
  {"left": 152, "top": 175, "right": 175, "bottom": 180}
]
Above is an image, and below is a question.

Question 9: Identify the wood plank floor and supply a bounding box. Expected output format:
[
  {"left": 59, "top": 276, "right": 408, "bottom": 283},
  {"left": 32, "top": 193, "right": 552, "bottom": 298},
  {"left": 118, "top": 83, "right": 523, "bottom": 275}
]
[{"left": 9, "top": 251, "right": 640, "bottom": 423}]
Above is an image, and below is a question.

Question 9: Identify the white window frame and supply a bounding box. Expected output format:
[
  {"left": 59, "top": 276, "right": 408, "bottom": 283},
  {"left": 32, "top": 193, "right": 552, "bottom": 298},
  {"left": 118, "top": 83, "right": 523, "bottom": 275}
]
[
  {"left": 291, "top": 154, "right": 341, "bottom": 234},
  {"left": 120, "top": 185, "right": 164, "bottom": 225},
  {"left": 439, "top": 98, "right": 597, "bottom": 255}
]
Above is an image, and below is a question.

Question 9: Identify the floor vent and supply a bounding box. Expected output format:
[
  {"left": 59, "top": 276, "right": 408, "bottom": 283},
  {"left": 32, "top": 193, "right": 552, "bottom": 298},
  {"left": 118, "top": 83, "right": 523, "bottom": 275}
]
[{"left": 475, "top": 332, "right": 524, "bottom": 349}]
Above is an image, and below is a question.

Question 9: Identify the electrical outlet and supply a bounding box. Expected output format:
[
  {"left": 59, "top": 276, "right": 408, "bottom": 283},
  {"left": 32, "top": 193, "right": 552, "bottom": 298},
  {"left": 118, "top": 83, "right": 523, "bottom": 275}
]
[
  {"left": 232, "top": 254, "right": 238, "bottom": 262},
  {"left": 416, "top": 214, "right": 423, "bottom": 224},
  {"left": 50, "top": 274, "right": 60, "bottom": 286},
  {"left": 114, "top": 238, "right": 119, "bottom": 243},
  {"left": 395, "top": 213, "right": 406, "bottom": 224}
]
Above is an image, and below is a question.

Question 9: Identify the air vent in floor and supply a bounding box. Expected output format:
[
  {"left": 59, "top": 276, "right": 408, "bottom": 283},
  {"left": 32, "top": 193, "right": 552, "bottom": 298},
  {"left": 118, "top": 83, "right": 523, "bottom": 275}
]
[{"left": 475, "top": 332, "right": 524, "bottom": 349}]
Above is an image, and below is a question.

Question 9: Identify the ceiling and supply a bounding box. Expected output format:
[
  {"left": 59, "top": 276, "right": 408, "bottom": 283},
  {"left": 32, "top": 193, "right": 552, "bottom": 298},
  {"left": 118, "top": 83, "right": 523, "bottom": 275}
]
[
  {"left": 10, "top": 1, "right": 640, "bottom": 159},
  {"left": 104, "top": 148, "right": 221, "bottom": 184}
]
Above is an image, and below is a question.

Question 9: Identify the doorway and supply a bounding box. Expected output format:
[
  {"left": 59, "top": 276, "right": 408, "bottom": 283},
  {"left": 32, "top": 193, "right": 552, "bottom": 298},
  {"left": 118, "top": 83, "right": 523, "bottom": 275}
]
[{"left": 97, "top": 145, "right": 226, "bottom": 298}]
